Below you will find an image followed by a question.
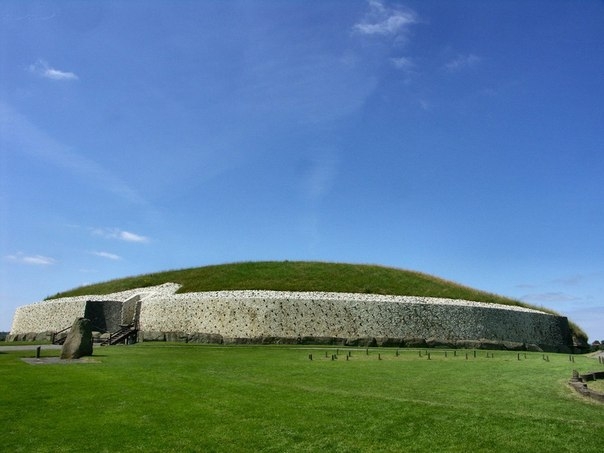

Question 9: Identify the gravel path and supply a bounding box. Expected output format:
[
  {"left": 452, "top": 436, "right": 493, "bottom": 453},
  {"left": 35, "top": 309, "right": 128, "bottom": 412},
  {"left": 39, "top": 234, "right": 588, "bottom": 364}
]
[{"left": 0, "top": 344, "right": 62, "bottom": 352}]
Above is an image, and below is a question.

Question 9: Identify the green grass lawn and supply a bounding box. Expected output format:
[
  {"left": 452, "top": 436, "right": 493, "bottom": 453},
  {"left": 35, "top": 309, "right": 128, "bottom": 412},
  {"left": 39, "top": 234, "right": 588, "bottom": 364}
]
[
  {"left": 1, "top": 345, "right": 602, "bottom": 452},
  {"left": 587, "top": 378, "right": 604, "bottom": 393}
]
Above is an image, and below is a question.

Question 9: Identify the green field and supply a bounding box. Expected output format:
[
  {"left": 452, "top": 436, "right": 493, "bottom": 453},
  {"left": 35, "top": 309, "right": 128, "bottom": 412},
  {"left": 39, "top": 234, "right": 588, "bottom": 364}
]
[{"left": 1, "top": 344, "right": 602, "bottom": 452}]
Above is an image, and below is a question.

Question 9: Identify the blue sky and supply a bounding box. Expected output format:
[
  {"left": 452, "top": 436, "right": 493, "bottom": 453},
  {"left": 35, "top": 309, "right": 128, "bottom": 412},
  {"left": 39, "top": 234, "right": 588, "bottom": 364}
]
[{"left": 1, "top": 1, "right": 603, "bottom": 341}]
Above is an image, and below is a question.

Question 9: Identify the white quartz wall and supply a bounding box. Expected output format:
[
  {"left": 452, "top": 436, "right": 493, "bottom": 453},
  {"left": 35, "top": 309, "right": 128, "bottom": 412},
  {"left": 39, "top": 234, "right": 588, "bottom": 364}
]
[
  {"left": 10, "top": 298, "right": 88, "bottom": 333},
  {"left": 9, "top": 284, "right": 180, "bottom": 334},
  {"left": 138, "top": 289, "right": 569, "bottom": 347},
  {"left": 10, "top": 284, "right": 570, "bottom": 349}
]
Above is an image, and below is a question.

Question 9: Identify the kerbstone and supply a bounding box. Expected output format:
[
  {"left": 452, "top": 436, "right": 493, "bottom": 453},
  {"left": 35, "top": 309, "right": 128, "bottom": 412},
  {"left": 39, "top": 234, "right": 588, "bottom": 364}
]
[{"left": 60, "top": 318, "right": 93, "bottom": 359}]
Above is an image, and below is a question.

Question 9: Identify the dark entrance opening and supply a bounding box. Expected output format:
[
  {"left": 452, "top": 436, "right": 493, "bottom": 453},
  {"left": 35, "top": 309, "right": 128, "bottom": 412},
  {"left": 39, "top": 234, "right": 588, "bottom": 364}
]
[{"left": 84, "top": 301, "right": 123, "bottom": 333}]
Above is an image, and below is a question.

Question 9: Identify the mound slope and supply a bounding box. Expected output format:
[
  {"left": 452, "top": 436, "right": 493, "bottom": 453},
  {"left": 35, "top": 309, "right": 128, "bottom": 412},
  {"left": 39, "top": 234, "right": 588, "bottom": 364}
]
[
  {"left": 11, "top": 262, "right": 587, "bottom": 350},
  {"left": 50, "top": 261, "right": 522, "bottom": 305}
]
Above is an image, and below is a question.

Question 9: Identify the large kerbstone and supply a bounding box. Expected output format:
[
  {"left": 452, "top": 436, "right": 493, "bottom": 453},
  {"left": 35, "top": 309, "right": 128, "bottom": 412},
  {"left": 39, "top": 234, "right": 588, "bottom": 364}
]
[{"left": 61, "top": 318, "right": 93, "bottom": 359}]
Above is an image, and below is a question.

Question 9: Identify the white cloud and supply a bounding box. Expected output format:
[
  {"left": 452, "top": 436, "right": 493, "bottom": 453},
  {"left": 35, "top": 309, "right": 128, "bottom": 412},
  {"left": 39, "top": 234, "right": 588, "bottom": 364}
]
[
  {"left": 91, "top": 251, "right": 121, "bottom": 260},
  {"left": 445, "top": 54, "right": 480, "bottom": 71},
  {"left": 29, "top": 59, "right": 78, "bottom": 81},
  {"left": 92, "top": 228, "right": 149, "bottom": 243},
  {"left": 119, "top": 231, "right": 149, "bottom": 243},
  {"left": 5, "top": 252, "right": 56, "bottom": 265},
  {"left": 354, "top": 0, "right": 417, "bottom": 36}
]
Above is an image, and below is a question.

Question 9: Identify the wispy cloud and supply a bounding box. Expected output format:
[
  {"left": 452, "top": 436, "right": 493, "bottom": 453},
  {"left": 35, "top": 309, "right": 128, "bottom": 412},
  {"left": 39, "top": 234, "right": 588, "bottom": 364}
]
[
  {"left": 91, "top": 251, "right": 122, "bottom": 261},
  {"left": 29, "top": 59, "right": 78, "bottom": 81},
  {"left": 445, "top": 54, "right": 480, "bottom": 71},
  {"left": 419, "top": 99, "right": 431, "bottom": 111},
  {"left": 119, "top": 231, "right": 149, "bottom": 243},
  {"left": 515, "top": 283, "right": 538, "bottom": 289},
  {"left": 92, "top": 228, "right": 149, "bottom": 243},
  {"left": 520, "top": 292, "right": 581, "bottom": 303},
  {"left": 297, "top": 153, "right": 339, "bottom": 201},
  {"left": 5, "top": 252, "right": 57, "bottom": 265},
  {"left": 1, "top": 11, "right": 56, "bottom": 22},
  {"left": 390, "top": 56, "right": 415, "bottom": 71},
  {"left": 0, "top": 102, "right": 144, "bottom": 204},
  {"left": 353, "top": 0, "right": 417, "bottom": 37},
  {"left": 550, "top": 273, "right": 603, "bottom": 286}
]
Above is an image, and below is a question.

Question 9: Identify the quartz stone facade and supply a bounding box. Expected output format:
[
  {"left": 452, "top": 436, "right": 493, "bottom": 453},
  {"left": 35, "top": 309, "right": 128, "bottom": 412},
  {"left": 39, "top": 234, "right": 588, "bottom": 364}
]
[{"left": 8, "top": 283, "right": 573, "bottom": 352}]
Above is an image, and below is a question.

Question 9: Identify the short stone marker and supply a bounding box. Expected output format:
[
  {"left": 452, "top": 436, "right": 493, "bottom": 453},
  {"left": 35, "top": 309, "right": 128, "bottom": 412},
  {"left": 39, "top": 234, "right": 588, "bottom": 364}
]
[{"left": 60, "top": 318, "right": 93, "bottom": 360}]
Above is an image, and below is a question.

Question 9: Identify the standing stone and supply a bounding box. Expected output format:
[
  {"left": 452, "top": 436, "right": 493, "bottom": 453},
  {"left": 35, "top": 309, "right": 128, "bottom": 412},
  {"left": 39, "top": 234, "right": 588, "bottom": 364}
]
[{"left": 61, "top": 318, "right": 93, "bottom": 359}]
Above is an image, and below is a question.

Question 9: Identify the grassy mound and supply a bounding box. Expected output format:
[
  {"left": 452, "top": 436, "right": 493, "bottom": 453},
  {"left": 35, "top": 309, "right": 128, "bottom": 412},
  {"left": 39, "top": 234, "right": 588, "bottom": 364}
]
[
  {"left": 46, "top": 261, "right": 587, "bottom": 340},
  {"left": 49, "top": 260, "right": 518, "bottom": 302}
]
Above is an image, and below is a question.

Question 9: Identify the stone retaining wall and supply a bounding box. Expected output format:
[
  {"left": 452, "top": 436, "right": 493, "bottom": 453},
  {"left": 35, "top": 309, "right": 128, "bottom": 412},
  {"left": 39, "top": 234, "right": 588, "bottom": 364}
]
[
  {"left": 8, "top": 283, "right": 574, "bottom": 352},
  {"left": 569, "top": 370, "right": 604, "bottom": 403}
]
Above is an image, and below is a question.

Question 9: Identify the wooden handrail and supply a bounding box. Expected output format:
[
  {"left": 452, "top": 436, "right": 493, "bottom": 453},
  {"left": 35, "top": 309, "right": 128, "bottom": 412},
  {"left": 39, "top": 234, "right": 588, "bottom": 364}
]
[
  {"left": 101, "top": 323, "right": 138, "bottom": 346},
  {"left": 51, "top": 325, "right": 72, "bottom": 344}
]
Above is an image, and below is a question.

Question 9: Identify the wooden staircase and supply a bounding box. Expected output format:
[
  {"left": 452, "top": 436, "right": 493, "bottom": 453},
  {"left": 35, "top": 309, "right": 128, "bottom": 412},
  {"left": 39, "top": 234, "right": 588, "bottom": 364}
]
[{"left": 100, "top": 324, "right": 138, "bottom": 346}]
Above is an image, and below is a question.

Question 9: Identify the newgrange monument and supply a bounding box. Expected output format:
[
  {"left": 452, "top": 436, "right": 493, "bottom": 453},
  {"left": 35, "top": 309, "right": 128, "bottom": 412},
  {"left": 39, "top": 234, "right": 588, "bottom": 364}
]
[{"left": 8, "top": 262, "right": 584, "bottom": 352}]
